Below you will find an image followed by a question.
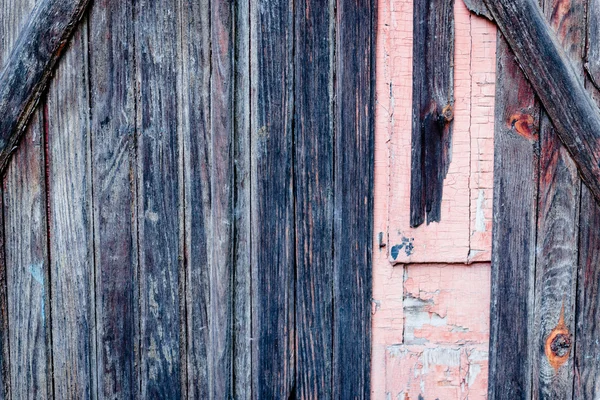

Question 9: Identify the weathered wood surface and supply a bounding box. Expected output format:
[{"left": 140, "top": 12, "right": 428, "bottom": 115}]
[
  {"left": 479, "top": 0, "right": 600, "bottom": 207},
  {"left": 410, "top": 0, "right": 454, "bottom": 227},
  {"left": 532, "top": 0, "right": 585, "bottom": 397},
  {"left": 46, "top": 23, "right": 95, "bottom": 399},
  {"left": 488, "top": 37, "right": 540, "bottom": 400},
  {"left": 585, "top": 0, "right": 600, "bottom": 89},
  {"left": 250, "top": 0, "right": 296, "bottom": 397},
  {"left": 0, "top": 0, "right": 375, "bottom": 398},
  {"left": 0, "top": 0, "right": 51, "bottom": 398},
  {"left": 0, "top": 0, "right": 90, "bottom": 172},
  {"left": 88, "top": 0, "right": 136, "bottom": 398},
  {"left": 294, "top": 0, "right": 334, "bottom": 397},
  {"left": 333, "top": 0, "right": 374, "bottom": 397}
]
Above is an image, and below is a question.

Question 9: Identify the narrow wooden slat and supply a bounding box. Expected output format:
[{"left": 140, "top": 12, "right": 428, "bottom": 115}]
[
  {"left": 410, "top": 0, "right": 455, "bottom": 227},
  {"left": 88, "top": 0, "right": 136, "bottom": 397},
  {"left": 532, "top": 0, "right": 585, "bottom": 397},
  {"left": 180, "top": 0, "right": 211, "bottom": 398},
  {"left": 481, "top": 0, "right": 600, "bottom": 207},
  {"left": 46, "top": 23, "right": 95, "bottom": 399},
  {"left": 250, "top": 0, "right": 296, "bottom": 396},
  {"left": 1, "top": 0, "right": 51, "bottom": 398},
  {"left": 294, "top": 0, "right": 334, "bottom": 396},
  {"left": 0, "top": 0, "right": 90, "bottom": 172},
  {"left": 134, "top": 1, "right": 181, "bottom": 397},
  {"left": 333, "top": 0, "right": 374, "bottom": 396},
  {"left": 585, "top": 0, "right": 600, "bottom": 89},
  {"left": 488, "top": 38, "right": 540, "bottom": 399},
  {"left": 232, "top": 0, "right": 252, "bottom": 397}
]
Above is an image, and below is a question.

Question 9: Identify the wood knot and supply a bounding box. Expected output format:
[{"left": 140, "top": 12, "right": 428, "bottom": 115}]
[
  {"left": 441, "top": 104, "right": 454, "bottom": 123},
  {"left": 509, "top": 113, "right": 537, "bottom": 140},
  {"left": 545, "top": 304, "right": 571, "bottom": 371},
  {"left": 550, "top": 333, "right": 571, "bottom": 357}
]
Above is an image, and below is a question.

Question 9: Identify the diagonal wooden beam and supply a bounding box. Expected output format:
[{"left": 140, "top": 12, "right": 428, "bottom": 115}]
[
  {"left": 465, "top": 0, "right": 600, "bottom": 206},
  {"left": 0, "top": 0, "right": 90, "bottom": 172}
]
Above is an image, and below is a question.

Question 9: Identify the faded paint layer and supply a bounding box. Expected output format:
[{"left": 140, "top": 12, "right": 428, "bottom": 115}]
[{"left": 373, "top": 0, "right": 496, "bottom": 397}]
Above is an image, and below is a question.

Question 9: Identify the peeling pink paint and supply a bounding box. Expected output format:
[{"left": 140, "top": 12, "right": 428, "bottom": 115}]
[{"left": 373, "top": 0, "right": 496, "bottom": 398}]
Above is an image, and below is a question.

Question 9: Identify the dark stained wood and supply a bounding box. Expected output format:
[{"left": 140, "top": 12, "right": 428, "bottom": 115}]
[
  {"left": 250, "top": 0, "right": 296, "bottom": 397},
  {"left": 481, "top": 0, "right": 600, "bottom": 207},
  {"left": 232, "top": 0, "right": 252, "bottom": 398},
  {"left": 0, "top": 189, "right": 8, "bottom": 400},
  {"left": 180, "top": 0, "right": 211, "bottom": 398},
  {"left": 0, "top": 0, "right": 90, "bottom": 172},
  {"left": 488, "top": 38, "right": 540, "bottom": 400},
  {"left": 0, "top": 0, "right": 51, "bottom": 398},
  {"left": 294, "top": 0, "right": 334, "bottom": 397},
  {"left": 88, "top": 0, "right": 136, "bottom": 398},
  {"left": 333, "top": 0, "right": 374, "bottom": 397},
  {"left": 46, "top": 23, "right": 95, "bottom": 399},
  {"left": 410, "top": 0, "right": 455, "bottom": 228},
  {"left": 532, "top": 0, "right": 585, "bottom": 397},
  {"left": 134, "top": 0, "right": 181, "bottom": 397},
  {"left": 463, "top": 0, "right": 492, "bottom": 20}
]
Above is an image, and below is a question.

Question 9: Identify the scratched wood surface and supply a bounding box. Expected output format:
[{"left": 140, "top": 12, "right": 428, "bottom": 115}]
[{"left": 0, "top": 0, "right": 374, "bottom": 398}]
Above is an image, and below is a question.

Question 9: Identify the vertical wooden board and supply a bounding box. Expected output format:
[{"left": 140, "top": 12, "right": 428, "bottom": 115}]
[
  {"left": 294, "top": 0, "right": 334, "bottom": 397},
  {"left": 488, "top": 37, "right": 539, "bottom": 400},
  {"left": 179, "top": 0, "right": 211, "bottom": 398},
  {"left": 46, "top": 24, "right": 95, "bottom": 399},
  {"left": 232, "top": 0, "right": 252, "bottom": 397},
  {"left": 0, "top": 192, "right": 7, "bottom": 400},
  {"left": 585, "top": 0, "right": 600, "bottom": 88},
  {"left": 88, "top": 0, "right": 136, "bottom": 398},
  {"left": 333, "top": 0, "right": 374, "bottom": 397},
  {"left": 532, "top": 0, "right": 585, "bottom": 397},
  {"left": 0, "top": 0, "right": 51, "bottom": 398},
  {"left": 134, "top": 1, "right": 181, "bottom": 397},
  {"left": 250, "top": 0, "right": 295, "bottom": 397},
  {"left": 4, "top": 113, "right": 51, "bottom": 400}
]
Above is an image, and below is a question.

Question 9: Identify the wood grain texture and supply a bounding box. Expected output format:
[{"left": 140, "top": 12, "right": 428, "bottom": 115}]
[
  {"left": 88, "top": 0, "right": 136, "bottom": 398},
  {"left": 410, "top": 0, "right": 455, "bottom": 227},
  {"left": 179, "top": 0, "right": 211, "bottom": 398},
  {"left": 294, "top": 0, "right": 334, "bottom": 396},
  {"left": 482, "top": 0, "right": 600, "bottom": 207},
  {"left": 0, "top": 0, "right": 90, "bottom": 172},
  {"left": 46, "top": 23, "right": 95, "bottom": 399},
  {"left": 585, "top": 0, "right": 600, "bottom": 89},
  {"left": 250, "top": 0, "right": 296, "bottom": 397},
  {"left": 232, "top": 0, "right": 252, "bottom": 398},
  {"left": 134, "top": 0, "right": 181, "bottom": 397},
  {"left": 333, "top": 0, "right": 374, "bottom": 397},
  {"left": 532, "top": 0, "right": 585, "bottom": 397},
  {"left": 463, "top": 0, "right": 492, "bottom": 19},
  {"left": 0, "top": 0, "right": 51, "bottom": 398},
  {"left": 488, "top": 37, "right": 540, "bottom": 400}
]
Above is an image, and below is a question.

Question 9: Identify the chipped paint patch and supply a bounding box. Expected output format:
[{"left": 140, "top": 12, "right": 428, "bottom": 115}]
[{"left": 475, "top": 190, "right": 486, "bottom": 232}]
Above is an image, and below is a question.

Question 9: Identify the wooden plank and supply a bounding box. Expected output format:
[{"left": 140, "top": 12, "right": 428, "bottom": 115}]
[
  {"left": 585, "top": 0, "right": 600, "bottom": 88},
  {"left": 134, "top": 0, "right": 182, "bottom": 397},
  {"left": 179, "top": 0, "right": 211, "bottom": 398},
  {"left": 87, "top": 0, "right": 136, "bottom": 398},
  {"left": 232, "top": 0, "right": 252, "bottom": 397},
  {"left": 487, "top": 38, "right": 540, "bottom": 400},
  {"left": 46, "top": 23, "right": 95, "bottom": 399},
  {"left": 0, "top": 0, "right": 51, "bottom": 398},
  {"left": 532, "top": 0, "right": 585, "bottom": 397},
  {"left": 209, "top": 0, "right": 234, "bottom": 398},
  {"left": 250, "top": 0, "right": 295, "bottom": 396},
  {"left": 481, "top": 0, "right": 600, "bottom": 207},
  {"left": 333, "top": 0, "right": 374, "bottom": 397},
  {"left": 0, "top": 0, "right": 90, "bottom": 172},
  {"left": 463, "top": 0, "right": 492, "bottom": 19},
  {"left": 294, "top": 0, "right": 334, "bottom": 396},
  {"left": 410, "top": 0, "right": 455, "bottom": 227}
]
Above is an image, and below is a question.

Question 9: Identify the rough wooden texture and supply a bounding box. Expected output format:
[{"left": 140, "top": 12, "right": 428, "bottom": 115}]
[
  {"left": 0, "top": 0, "right": 51, "bottom": 398},
  {"left": 250, "top": 0, "right": 296, "bottom": 397},
  {"left": 294, "top": 0, "right": 334, "bottom": 396},
  {"left": 46, "top": 24, "right": 95, "bottom": 399},
  {"left": 0, "top": 0, "right": 90, "bottom": 172},
  {"left": 180, "top": 0, "right": 211, "bottom": 398},
  {"left": 532, "top": 0, "right": 585, "bottom": 397},
  {"left": 488, "top": 37, "right": 540, "bottom": 400},
  {"left": 585, "top": 0, "right": 600, "bottom": 89},
  {"left": 88, "top": 0, "right": 136, "bottom": 397},
  {"left": 134, "top": 0, "right": 181, "bottom": 397},
  {"left": 463, "top": 0, "right": 492, "bottom": 19},
  {"left": 410, "top": 0, "right": 455, "bottom": 227},
  {"left": 333, "top": 0, "right": 374, "bottom": 397},
  {"left": 481, "top": 0, "right": 600, "bottom": 207}
]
